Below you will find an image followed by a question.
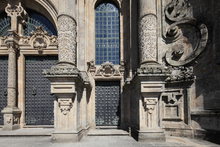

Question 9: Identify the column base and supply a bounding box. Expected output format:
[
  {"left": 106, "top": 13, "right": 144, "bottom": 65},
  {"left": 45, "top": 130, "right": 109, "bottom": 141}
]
[
  {"left": 132, "top": 128, "right": 166, "bottom": 142},
  {"left": 51, "top": 130, "right": 84, "bottom": 143},
  {"left": 1, "top": 107, "right": 21, "bottom": 131}
]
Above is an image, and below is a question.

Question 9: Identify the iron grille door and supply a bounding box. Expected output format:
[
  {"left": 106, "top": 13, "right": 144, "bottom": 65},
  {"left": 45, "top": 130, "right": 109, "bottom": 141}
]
[
  {"left": 25, "top": 56, "right": 57, "bottom": 125},
  {"left": 95, "top": 81, "right": 120, "bottom": 126},
  {"left": 0, "top": 56, "right": 8, "bottom": 125}
]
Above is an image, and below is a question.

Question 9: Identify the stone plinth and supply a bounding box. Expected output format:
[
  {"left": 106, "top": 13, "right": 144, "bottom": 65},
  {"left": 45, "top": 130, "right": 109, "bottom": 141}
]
[{"left": 44, "top": 63, "right": 88, "bottom": 142}]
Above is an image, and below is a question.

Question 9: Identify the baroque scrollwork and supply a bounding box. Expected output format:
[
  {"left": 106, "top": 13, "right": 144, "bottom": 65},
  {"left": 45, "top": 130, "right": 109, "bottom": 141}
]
[
  {"left": 5, "top": 2, "right": 24, "bottom": 17},
  {"left": 87, "top": 61, "right": 125, "bottom": 78},
  {"left": 139, "top": 14, "right": 157, "bottom": 63},
  {"left": 58, "top": 15, "right": 77, "bottom": 65},
  {"left": 166, "top": 66, "right": 194, "bottom": 83},
  {"left": 164, "top": 0, "right": 208, "bottom": 67}
]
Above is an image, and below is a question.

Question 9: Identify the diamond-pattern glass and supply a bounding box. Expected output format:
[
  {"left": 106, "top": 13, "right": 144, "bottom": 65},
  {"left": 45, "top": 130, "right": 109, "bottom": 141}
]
[
  {"left": 25, "top": 56, "right": 57, "bottom": 125},
  {"left": 95, "top": 3, "right": 120, "bottom": 65},
  {"left": 0, "top": 56, "right": 8, "bottom": 125}
]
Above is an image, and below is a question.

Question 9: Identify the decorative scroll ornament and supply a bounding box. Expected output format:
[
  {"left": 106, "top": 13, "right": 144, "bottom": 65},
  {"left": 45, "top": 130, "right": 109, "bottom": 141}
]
[
  {"left": 16, "top": 27, "right": 57, "bottom": 50},
  {"left": 58, "top": 15, "right": 77, "bottom": 65},
  {"left": 96, "top": 62, "right": 123, "bottom": 77},
  {"left": 87, "top": 61, "right": 125, "bottom": 78},
  {"left": 164, "top": 0, "right": 208, "bottom": 67},
  {"left": 58, "top": 99, "right": 73, "bottom": 115}
]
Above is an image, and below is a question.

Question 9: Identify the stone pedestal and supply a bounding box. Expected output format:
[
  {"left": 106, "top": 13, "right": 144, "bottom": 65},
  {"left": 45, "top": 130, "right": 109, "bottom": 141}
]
[
  {"left": 44, "top": 63, "right": 89, "bottom": 142},
  {"left": 130, "top": 64, "right": 170, "bottom": 142},
  {"left": 138, "top": 82, "right": 165, "bottom": 142}
]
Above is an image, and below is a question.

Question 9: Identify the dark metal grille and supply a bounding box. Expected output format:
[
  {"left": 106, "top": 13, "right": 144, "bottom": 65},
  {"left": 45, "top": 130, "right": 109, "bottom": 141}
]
[
  {"left": 95, "top": 81, "right": 120, "bottom": 126},
  {"left": 95, "top": 3, "right": 120, "bottom": 65},
  {"left": 0, "top": 56, "right": 8, "bottom": 125},
  {"left": 25, "top": 56, "right": 57, "bottom": 125}
]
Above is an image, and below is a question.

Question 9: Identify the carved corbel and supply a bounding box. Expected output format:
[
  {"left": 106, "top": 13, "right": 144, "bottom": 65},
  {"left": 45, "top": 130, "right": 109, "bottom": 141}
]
[{"left": 58, "top": 98, "right": 73, "bottom": 115}]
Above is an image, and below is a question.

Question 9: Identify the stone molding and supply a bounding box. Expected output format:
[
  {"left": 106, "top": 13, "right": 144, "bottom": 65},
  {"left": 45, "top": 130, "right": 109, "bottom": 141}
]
[
  {"left": 164, "top": 0, "right": 208, "bottom": 67},
  {"left": 57, "top": 15, "right": 77, "bottom": 65}
]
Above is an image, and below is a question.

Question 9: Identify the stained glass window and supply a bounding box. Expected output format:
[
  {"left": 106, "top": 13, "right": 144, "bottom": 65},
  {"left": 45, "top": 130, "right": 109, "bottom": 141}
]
[{"left": 95, "top": 3, "right": 120, "bottom": 65}]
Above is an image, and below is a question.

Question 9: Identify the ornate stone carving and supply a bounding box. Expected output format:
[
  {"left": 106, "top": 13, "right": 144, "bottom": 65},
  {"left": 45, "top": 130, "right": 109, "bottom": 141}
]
[
  {"left": 137, "top": 63, "right": 171, "bottom": 75},
  {"left": 58, "top": 99, "right": 73, "bottom": 115},
  {"left": 43, "top": 62, "right": 79, "bottom": 76},
  {"left": 87, "top": 61, "right": 124, "bottom": 78},
  {"left": 87, "top": 60, "right": 96, "bottom": 76},
  {"left": 95, "top": 62, "right": 123, "bottom": 77},
  {"left": 143, "top": 98, "right": 158, "bottom": 128},
  {"left": 164, "top": 0, "right": 208, "bottom": 66},
  {"left": 29, "top": 27, "right": 57, "bottom": 51},
  {"left": 5, "top": 2, "right": 24, "bottom": 17},
  {"left": 165, "top": 0, "right": 193, "bottom": 22},
  {"left": 166, "top": 66, "right": 194, "bottom": 83},
  {"left": 139, "top": 14, "right": 157, "bottom": 64},
  {"left": 161, "top": 91, "right": 184, "bottom": 120},
  {"left": 58, "top": 15, "right": 77, "bottom": 65}
]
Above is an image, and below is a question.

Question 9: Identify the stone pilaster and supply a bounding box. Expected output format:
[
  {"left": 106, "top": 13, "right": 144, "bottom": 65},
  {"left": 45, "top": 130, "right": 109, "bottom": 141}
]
[{"left": 1, "top": 1, "right": 26, "bottom": 131}]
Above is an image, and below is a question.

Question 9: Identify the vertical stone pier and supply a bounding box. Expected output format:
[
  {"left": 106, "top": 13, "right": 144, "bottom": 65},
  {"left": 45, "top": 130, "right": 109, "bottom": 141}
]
[
  {"left": 1, "top": 1, "right": 26, "bottom": 130},
  {"left": 130, "top": 0, "right": 170, "bottom": 142},
  {"left": 44, "top": 14, "right": 90, "bottom": 142}
]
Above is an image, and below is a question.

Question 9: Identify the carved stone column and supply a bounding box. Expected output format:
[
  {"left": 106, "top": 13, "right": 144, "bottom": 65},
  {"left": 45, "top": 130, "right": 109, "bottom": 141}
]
[
  {"left": 1, "top": 1, "right": 26, "bottom": 130},
  {"left": 44, "top": 14, "right": 90, "bottom": 142},
  {"left": 57, "top": 15, "right": 77, "bottom": 65},
  {"left": 138, "top": 0, "right": 157, "bottom": 65},
  {"left": 129, "top": 0, "right": 167, "bottom": 142}
]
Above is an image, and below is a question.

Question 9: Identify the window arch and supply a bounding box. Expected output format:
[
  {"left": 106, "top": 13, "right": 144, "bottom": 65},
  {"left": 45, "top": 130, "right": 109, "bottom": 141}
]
[
  {"left": 95, "top": 2, "right": 120, "bottom": 65},
  {"left": 0, "top": 10, "right": 57, "bottom": 36}
]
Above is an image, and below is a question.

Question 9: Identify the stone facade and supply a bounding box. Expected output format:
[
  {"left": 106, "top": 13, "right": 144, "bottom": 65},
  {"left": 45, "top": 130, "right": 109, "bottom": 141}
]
[{"left": 0, "top": 0, "right": 219, "bottom": 144}]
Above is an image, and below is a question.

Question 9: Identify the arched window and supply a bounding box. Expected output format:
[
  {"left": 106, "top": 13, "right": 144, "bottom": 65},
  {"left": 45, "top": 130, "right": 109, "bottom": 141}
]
[
  {"left": 0, "top": 10, "right": 57, "bottom": 36},
  {"left": 95, "top": 3, "right": 120, "bottom": 65}
]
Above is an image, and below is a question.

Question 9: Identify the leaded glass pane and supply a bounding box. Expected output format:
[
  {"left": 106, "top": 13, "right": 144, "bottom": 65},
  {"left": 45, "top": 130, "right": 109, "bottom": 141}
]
[{"left": 95, "top": 3, "right": 120, "bottom": 65}]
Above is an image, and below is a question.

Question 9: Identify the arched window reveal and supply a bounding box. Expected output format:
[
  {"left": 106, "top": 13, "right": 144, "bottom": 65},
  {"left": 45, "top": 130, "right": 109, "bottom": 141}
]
[{"left": 95, "top": 3, "right": 120, "bottom": 65}]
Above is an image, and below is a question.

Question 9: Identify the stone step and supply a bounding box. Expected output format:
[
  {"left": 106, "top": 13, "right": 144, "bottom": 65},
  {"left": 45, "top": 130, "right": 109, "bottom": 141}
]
[
  {"left": 87, "top": 129, "right": 129, "bottom": 136},
  {"left": 0, "top": 128, "right": 53, "bottom": 137}
]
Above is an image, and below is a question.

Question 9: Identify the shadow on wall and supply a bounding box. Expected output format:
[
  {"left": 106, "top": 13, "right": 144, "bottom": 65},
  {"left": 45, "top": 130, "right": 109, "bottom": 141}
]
[{"left": 190, "top": 0, "right": 220, "bottom": 144}]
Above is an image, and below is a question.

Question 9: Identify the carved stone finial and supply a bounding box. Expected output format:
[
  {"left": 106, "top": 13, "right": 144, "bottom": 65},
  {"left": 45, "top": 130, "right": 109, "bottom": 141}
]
[{"left": 5, "top": 2, "right": 24, "bottom": 17}]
